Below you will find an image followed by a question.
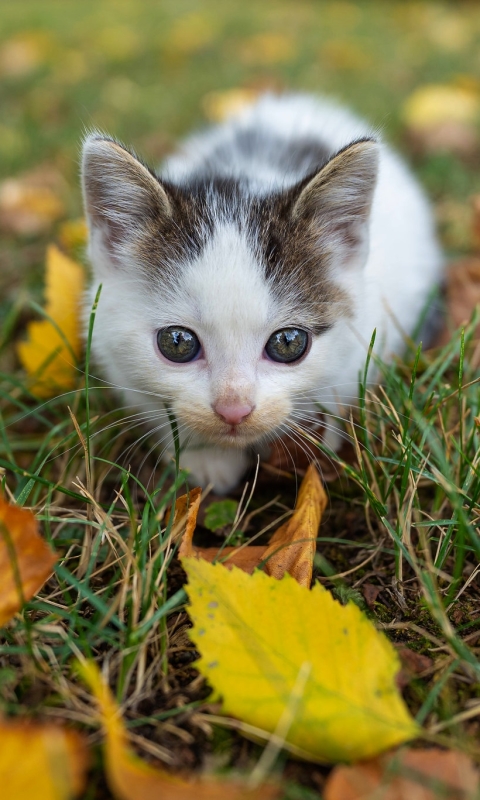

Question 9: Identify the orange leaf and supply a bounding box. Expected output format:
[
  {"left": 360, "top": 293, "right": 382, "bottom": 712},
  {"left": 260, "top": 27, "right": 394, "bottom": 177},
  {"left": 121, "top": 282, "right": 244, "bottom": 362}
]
[
  {"left": 0, "top": 165, "right": 65, "bottom": 236},
  {"left": 80, "top": 660, "right": 280, "bottom": 800},
  {"left": 324, "top": 748, "right": 479, "bottom": 800},
  {"left": 0, "top": 496, "right": 57, "bottom": 626},
  {"left": 177, "top": 463, "right": 326, "bottom": 586},
  {"left": 262, "top": 463, "right": 326, "bottom": 585},
  {"left": 16, "top": 244, "right": 85, "bottom": 398},
  {"left": 0, "top": 717, "right": 88, "bottom": 800}
]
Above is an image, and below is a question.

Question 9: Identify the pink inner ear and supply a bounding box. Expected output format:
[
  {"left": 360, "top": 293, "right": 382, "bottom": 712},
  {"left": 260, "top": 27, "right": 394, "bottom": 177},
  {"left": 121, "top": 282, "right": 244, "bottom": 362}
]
[{"left": 213, "top": 402, "right": 254, "bottom": 426}]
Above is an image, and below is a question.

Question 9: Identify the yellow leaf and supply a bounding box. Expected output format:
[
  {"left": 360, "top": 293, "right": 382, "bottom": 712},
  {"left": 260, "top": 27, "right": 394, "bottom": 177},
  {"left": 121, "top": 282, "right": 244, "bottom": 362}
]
[
  {"left": 0, "top": 718, "right": 88, "bottom": 800},
  {"left": 183, "top": 561, "right": 420, "bottom": 762},
  {"left": 0, "top": 172, "right": 65, "bottom": 236},
  {"left": 0, "top": 495, "right": 58, "bottom": 627},
  {"left": 239, "top": 33, "right": 295, "bottom": 65},
  {"left": 164, "top": 13, "right": 218, "bottom": 62},
  {"left": 202, "top": 88, "right": 261, "bottom": 122},
  {"left": 403, "top": 84, "right": 479, "bottom": 130},
  {"left": 57, "top": 218, "right": 88, "bottom": 252},
  {"left": 80, "top": 661, "right": 280, "bottom": 800},
  {"left": 17, "top": 245, "right": 85, "bottom": 398}
]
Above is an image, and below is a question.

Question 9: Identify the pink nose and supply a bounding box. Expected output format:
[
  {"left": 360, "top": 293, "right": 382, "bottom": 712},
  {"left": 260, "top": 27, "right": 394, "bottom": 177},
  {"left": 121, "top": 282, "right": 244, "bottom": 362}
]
[{"left": 214, "top": 402, "right": 254, "bottom": 426}]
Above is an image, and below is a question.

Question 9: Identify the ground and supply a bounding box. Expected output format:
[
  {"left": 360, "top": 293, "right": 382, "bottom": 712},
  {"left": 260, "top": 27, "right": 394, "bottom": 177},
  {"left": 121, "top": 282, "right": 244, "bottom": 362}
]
[{"left": 0, "top": 2, "right": 479, "bottom": 798}]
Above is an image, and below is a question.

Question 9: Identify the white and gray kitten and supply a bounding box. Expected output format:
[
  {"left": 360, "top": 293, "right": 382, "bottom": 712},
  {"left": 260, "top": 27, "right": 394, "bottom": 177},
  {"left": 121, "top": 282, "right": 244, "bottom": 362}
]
[{"left": 81, "top": 93, "right": 443, "bottom": 492}]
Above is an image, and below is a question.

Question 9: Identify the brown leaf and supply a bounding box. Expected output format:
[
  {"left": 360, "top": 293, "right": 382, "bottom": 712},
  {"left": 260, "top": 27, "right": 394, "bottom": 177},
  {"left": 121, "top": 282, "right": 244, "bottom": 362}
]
[
  {"left": 324, "top": 748, "right": 479, "bottom": 800},
  {"left": 0, "top": 495, "right": 58, "bottom": 626},
  {"left": 262, "top": 463, "right": 327, "bottom": 586},
  {"left": 437, "top": 257, "right": 480, "bottom": 355},
  {"left": 472, "top": 195, "right": 480, "bottom": 252},
  {"left": 396, "top": 647, "right": 433, "bottom": 690},
  {"left": 403, "top": 84, "right": 480, "bottom": 159},
  {"left": 0, "top": 166, "right": 66, "bottom": 236},
  {"left": 81, "top": 660, "right": 280, "bottom": 800},
  {"left": 177, "top": 464, "right": 326, "bottom": 587},
  {"left": 362, "top": 583, "right": 382, "bottom": 608},
  {"left": 0, "top": 717, "right": 89, "bottom": 799}
]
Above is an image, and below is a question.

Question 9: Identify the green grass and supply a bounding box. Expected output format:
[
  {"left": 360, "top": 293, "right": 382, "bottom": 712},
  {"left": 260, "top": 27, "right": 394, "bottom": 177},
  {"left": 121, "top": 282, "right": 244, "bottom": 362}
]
[{"left": 1, "top": 1, "right": 480, "bottom": 797}]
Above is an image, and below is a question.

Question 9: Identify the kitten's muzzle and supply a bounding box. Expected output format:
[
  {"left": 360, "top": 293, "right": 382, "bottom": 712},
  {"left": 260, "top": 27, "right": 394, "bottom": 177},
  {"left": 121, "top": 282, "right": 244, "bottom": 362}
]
[{"left": 213, "top": 401, "right": 255, "bottom": 427}]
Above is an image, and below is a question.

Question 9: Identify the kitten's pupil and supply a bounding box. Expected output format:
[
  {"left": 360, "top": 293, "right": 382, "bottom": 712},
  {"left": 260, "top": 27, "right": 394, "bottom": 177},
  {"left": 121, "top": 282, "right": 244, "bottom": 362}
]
[
  {"left": 265, "top": 328, "right": 309, "bottom": 363},
  {"left": 157, "top": 327, "right": 201, "bottom": 363}
]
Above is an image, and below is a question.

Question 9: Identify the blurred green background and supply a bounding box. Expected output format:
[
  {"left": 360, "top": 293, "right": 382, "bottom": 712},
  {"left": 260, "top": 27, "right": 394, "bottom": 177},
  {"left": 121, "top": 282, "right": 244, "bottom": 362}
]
[{"left": 1, "top": 0, "right": 480, "bottom": 299}]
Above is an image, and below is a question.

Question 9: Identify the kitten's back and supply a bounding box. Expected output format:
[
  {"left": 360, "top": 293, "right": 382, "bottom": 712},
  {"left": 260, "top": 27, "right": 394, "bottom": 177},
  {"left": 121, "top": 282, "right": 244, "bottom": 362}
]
[{"left": 162, "top": 94, "right": 374, "bottom": 192}]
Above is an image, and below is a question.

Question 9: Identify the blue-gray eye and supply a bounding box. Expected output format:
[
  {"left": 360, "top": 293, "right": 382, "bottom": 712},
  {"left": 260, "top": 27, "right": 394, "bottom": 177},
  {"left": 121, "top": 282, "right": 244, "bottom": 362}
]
[
  {"left": 265, "top": 328, "right": 309, "bottom": 363},
  {"left": 157, "top": 327, "right": 201, "bottom": 363}
]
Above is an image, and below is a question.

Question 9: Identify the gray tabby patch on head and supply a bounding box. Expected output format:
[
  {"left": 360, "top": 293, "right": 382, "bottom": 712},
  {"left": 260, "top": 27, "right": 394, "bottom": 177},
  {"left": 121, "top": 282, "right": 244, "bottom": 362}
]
[{"left": 82, "top": 133, "right": 378, "bottom": 326}]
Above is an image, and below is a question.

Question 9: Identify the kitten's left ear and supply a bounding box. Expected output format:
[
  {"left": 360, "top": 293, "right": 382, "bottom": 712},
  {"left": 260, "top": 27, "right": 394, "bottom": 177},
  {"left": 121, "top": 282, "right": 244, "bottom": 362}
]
[
  {"left": 81, "top": 134, "right": 172, "bottom": 273},
  {"left": 291, "top": 138, "right": 379, "bottom": 269}
]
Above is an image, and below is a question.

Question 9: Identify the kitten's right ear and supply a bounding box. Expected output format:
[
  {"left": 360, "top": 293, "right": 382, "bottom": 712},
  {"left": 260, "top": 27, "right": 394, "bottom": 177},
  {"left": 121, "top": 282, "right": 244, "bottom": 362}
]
[{"left": 81, "top": 134, "right": 172, "bottom": 271}]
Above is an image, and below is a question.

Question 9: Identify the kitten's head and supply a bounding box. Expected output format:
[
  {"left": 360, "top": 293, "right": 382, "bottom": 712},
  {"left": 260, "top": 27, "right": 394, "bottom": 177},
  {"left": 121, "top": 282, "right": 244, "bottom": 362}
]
[{"left": 81, "top": 133, "right": 378, "bottom": 449}]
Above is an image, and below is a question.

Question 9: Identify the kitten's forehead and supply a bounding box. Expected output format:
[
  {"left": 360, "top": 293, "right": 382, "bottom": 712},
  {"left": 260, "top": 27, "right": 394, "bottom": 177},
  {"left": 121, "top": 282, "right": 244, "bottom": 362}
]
[{"left": 181, "top": 222, "right": 272, "bottom": 334}]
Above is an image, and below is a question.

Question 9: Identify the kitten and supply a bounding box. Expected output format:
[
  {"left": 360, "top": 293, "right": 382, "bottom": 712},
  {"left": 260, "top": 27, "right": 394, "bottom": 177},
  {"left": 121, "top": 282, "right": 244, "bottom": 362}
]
[{"left": 81, "top": 93, "right": 443, "bottom": 492}]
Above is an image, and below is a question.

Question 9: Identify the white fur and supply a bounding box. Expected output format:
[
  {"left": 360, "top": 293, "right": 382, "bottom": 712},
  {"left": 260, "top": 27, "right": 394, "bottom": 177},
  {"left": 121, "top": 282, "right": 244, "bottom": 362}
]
[{"left": 84, "top": 94, "right": 443, "bottom": 491}]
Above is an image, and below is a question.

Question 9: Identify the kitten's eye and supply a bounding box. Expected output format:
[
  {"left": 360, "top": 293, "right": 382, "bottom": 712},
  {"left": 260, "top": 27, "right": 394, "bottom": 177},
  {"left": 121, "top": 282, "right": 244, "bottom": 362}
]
[
  {"left": 157, "top": 327, "right": 201, "bottom": 363},
  {"left": 265, "top": 328, "right": 309, "bottom": 363}
]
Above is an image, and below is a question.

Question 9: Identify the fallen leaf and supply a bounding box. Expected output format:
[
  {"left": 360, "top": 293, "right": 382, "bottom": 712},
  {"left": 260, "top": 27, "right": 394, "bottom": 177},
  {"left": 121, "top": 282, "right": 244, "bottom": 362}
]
[
  {"left": 238, "top": 33, "right": 295, "bottom": 65},
  {"left": 396, "top": 647, "right": 433, "bottom": 690},
  {"left": 183, "top": 560, "right": 419, "bottom": 762},
  {"left": 16, "top": 244, "right": 85, "bottom": 398},
  {"left": 164, "top": 13, "right": 218, "bottom": 62},
  {"left": 80, "top": 660, "right": 280, "bottom": 800},
  {"left": 321, "top": 39, "right": 373, "bottom": 71},
  {"left": 403, "top": 84, "right": 480, "bottom": 158},
  {"left": 324, "top": 748, "right": 479, "bottom": 800},
  {"left": 0, "top": 717, "right": 88, "bottom": 800},
  {"left": 362, "top": 583, "right": 382, "bottom": 608},
  {"left": 403, "top": 84, "right": 479, "bottom": 129},
  {"left": 0, "top": 31, "right": 52, "bottom": 78},
  {"left": 177, "top": 464, "right": 325, "bottom": 587},
  {"left": 57, "top": 218, "right": 88, "bottom": 252},
  {"left": 0, "top": 166, "right": 66, "bottom": 236},
  {"left": 436, "top": 257, "right": 480, "bottom": 358},
  {"left": 0, "top": 495, "right": 58, "bottom": 627},
  {"left": 262, "top": 463, "right": 326, "bottom": 585},
  {"left": 202, "top": 88, "right": 260, "bottom": 122}
]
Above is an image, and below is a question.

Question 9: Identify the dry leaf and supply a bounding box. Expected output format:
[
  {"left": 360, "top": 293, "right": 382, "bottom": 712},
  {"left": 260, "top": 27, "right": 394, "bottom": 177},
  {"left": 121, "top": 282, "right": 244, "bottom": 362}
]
[
  {"left": 436, "top": 257, "right": 480, "bottom": 364},
  {"left": 403, "top": 84, "right": 480, "bottom": 157},
  {"left": 0, "top": 31, "right": 52, "bottom": 78},
  {"left": 403, "top": 84, "right": 479, "bottom": 129},
  {"left": 321, "top": 40, "right": 373, "bottom": 71},
  {"left": 202, "top": 88, "right": 260, "bottom": 122},
  {"left": 17, "top": 244, "right": 85, "bottom": 398},
  {"left": 0, "top": 166, "right": 66, "bottom": 236},
  {"left": 0, "top": 718, "right": 88, "bottom": 800},
  {"left": 324, "top": 748, "right": 479, "bottom": 800},
  {"left": 262, "top": 463, "right": 326, "bottom": 585},
  {"left": 184, "top": 560, "right": 419, "bottom": 762},
  {"left": 57, "top": 218, "right": 88, "bottom": 252},
  {"left": 80, "top": 660, "right": 280, "bottom": 800},
  {"left": 164, "top": 13, "right": 217, "bottom": 62},
  {"left": 177, "top": 464, "right": 326, "bottom": 587},
  {"left": 238, "top": 33, "right": 295, "bottom": 65},
  {"left": 0, "top": 495, "right": 58, "bottom": 627}
]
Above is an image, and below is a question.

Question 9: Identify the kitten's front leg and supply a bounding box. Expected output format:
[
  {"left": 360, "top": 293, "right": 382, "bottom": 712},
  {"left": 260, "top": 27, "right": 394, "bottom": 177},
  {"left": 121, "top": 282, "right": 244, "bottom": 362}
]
[{"left": 180, "top": 447, "right": 250, "bottom": 494}]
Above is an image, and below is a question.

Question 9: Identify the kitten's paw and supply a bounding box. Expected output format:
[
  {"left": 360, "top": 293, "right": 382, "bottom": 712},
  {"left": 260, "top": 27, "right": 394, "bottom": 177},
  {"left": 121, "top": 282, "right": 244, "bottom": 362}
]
[{"left": 180, "top": 448, "right": 250, "bottom": 494}]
